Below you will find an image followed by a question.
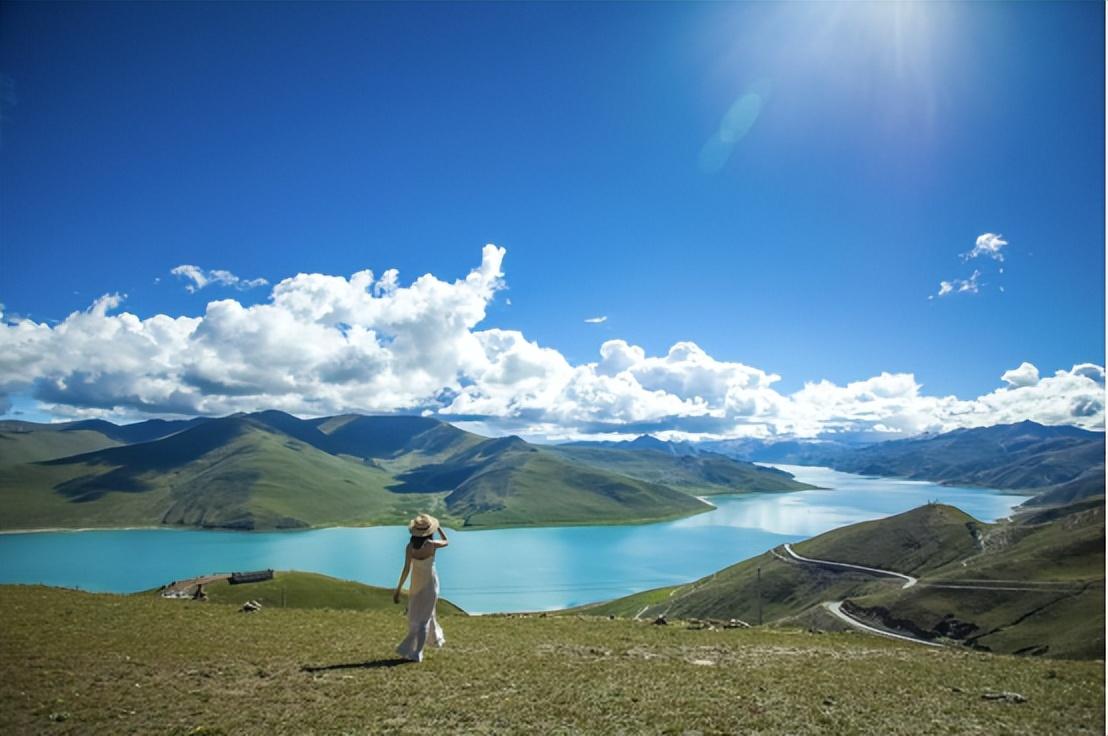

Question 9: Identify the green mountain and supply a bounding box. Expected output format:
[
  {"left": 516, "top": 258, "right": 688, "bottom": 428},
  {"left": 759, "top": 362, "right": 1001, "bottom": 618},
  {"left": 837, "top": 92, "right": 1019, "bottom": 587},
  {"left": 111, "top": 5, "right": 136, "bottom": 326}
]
[
  {"left": 0, "top": 417, "right": 207, "bottom": 465},
  {"left": 550, "top": 444, "right": 817, "bottom": 495},
  {"left": 583, "top": 500, "right": 1105, "bottom": 659},
  {"left": 313, "top": 414, "right": 483, "bottom": 464},
  {"left": 0, "top": 415, "right": 430, "bottom": 530},
  {"left": 0, "top": 411, "right": 719, "bottom": 531}
]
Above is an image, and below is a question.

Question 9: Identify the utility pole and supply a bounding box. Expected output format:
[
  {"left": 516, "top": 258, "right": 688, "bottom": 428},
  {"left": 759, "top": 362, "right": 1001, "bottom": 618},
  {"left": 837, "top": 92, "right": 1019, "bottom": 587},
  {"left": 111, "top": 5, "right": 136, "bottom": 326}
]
[{"left": 756, "top": 567, "right": 763, "bottom": 626}]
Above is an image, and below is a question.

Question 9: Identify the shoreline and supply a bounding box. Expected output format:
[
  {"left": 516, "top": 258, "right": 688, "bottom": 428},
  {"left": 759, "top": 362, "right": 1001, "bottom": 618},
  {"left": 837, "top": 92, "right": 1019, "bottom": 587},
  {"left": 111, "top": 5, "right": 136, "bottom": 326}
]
[{"left": 0, "top": 502, "right": 719, "bottom": 537}]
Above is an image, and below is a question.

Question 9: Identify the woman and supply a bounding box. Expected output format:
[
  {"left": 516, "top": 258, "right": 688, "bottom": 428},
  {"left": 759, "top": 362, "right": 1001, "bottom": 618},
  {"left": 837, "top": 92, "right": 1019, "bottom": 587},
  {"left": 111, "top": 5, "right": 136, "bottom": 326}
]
[{"left": 393, "top": 513, "right": 448, "bottom": 662}]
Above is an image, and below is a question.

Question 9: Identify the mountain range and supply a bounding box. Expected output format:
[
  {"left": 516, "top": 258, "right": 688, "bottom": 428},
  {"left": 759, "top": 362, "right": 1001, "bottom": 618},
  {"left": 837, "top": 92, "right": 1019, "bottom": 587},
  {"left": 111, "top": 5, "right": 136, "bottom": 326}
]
[
  {"left": 0, "top": 412, "right": 813, "bottom": 531},
  {"left": 701, "top": 420, "right": 1105, "bottom": 507}
]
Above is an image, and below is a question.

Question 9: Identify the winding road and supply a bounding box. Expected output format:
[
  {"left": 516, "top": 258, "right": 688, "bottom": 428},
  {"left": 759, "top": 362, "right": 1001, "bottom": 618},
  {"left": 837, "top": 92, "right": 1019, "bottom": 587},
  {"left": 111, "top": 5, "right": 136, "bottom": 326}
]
[
  {"left": 779, "top": 544, "right": 1087, "bottom": 646},
  {"left": 779, "top": 543, "right": 939, "bottom": 646},
  {"left": 821, "top": 601, "right": 943, "bottom": 647},
  {"left": 782, "top": 544, "right": 918, "bottom": 589}
]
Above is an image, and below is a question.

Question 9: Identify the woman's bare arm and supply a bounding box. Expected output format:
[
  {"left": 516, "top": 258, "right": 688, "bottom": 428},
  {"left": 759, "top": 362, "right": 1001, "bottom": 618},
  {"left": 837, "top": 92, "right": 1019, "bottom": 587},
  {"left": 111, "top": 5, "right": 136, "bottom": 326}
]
[
  {"left": 433, "top": 527, "right": 449, "bottom": 548},
  {"left": 393, "top": 546, "right": 413, "bottom": 603}
]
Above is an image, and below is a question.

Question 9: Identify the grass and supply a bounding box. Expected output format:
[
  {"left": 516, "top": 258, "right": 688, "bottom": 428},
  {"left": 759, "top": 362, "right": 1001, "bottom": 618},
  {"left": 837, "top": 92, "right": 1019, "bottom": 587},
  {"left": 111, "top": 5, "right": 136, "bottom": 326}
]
[
  {"left": 1, "top": 584, "right": 1102, "bottom": 734},
  {"left": 194, "top": 571, "right": 465, "bottom": 616}
]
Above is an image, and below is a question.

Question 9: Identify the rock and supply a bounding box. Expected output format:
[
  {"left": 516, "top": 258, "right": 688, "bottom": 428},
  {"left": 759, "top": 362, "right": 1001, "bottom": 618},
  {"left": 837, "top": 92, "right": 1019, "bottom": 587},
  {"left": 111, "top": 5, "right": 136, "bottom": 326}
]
[
  {"left": 724, "top": 618, "right": 750, "bottom": 629},
  {"left": 653, "top": 615, "right": 668, "bottom": 626},
  {"left": 982, "top": 691, "right": 1027, "bottom": 703},
  {"left": 241, "top": 600, "right": 262, "bottom": 613}
]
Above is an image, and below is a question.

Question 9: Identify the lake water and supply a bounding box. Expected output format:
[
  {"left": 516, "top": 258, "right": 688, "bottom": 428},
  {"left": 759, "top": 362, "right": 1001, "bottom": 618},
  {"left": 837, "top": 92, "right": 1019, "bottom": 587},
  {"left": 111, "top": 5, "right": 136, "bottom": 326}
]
[{"left": 0, "top": 466, "right": 1026, "bottom": 613}]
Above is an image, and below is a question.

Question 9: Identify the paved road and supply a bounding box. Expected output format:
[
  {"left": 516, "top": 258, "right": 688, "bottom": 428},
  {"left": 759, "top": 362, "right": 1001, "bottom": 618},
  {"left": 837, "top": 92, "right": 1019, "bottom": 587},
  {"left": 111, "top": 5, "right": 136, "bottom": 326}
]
[
  {"left": 782, "top": 544, "right": 918, "bottom": 589},
  {"left": 821, "top": 601, "right": 942, "bottom": 647}
]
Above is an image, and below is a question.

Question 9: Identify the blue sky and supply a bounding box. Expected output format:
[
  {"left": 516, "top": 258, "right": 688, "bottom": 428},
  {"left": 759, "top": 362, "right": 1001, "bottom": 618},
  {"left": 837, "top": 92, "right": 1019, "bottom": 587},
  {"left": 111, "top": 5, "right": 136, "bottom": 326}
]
[{"left": 0, "top": 2, "right": 1104, "bottom": 437}]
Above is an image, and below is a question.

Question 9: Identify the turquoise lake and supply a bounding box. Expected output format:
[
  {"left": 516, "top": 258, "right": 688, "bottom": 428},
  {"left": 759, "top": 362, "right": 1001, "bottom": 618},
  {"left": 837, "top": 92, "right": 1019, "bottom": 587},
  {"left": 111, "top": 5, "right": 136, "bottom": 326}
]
[{"left": 0, "top": 465, "right": 1027, "bottom": 613}]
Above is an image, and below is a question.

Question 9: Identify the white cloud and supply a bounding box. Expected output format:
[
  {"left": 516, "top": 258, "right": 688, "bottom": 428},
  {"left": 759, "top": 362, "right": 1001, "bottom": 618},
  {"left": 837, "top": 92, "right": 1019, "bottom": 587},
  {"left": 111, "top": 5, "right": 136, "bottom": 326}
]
[
  {"left": 171, "top": 265, "right": 269, "bottom": 293},
  {"left": 584, "top": 316, "right": 607, "bottom": 324},
  {"left": 932, "top": 232, "right": 1009, "bottom": 300},
  {"left": 1, "top": 246, "right": 1102, "bottom": 438},
  {"left": 1001, "top": 362, "right": 1040, "bottom": 388},
  {"left": 935, "top": 269, "right": 980, "bottom": 298},
  {"left": 965, "top": 232, "right": 1008, "bottom": 262}
]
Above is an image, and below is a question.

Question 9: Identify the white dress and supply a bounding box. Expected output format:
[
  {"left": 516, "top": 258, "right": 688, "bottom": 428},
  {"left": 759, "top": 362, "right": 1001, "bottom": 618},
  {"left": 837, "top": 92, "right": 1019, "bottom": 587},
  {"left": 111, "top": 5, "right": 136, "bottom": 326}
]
[{"left": 396, "top": 551, "right": 445, "bottom": 662}]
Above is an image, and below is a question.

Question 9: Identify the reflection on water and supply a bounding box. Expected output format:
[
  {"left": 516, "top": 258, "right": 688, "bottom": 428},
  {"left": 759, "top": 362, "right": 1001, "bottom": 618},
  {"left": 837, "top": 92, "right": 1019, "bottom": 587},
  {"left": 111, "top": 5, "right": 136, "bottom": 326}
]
[{"left": 0, "top": 466, "right": 1026, "bottom": 613}]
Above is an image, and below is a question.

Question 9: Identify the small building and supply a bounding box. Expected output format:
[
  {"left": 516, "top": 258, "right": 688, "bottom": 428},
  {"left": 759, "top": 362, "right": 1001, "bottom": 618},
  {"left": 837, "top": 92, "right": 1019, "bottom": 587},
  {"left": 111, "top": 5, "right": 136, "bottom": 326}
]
[{"left": 229, "top": 569, "right": 275, "bottom": 585}]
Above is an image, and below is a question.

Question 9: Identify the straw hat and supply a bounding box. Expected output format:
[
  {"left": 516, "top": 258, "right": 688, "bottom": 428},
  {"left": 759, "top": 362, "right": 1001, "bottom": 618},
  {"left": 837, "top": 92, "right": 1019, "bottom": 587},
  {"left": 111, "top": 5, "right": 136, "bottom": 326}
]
[{"left": 407, "top": 513, "right": 439, "bottom": 538}]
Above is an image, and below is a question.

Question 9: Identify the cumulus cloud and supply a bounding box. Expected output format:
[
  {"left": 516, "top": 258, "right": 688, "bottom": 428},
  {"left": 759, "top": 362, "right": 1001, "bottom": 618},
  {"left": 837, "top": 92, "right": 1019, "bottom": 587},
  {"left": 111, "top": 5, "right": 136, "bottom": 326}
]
[
  {"left": 965, "top": 232, "right": 1009, "bottom": 261},
  {"left": 1001, "top": 362, "right": 1040, "bottom": 388},
  {"left": 584, "top": 316, "right": 607, "bottom": 324},
  {"left": 1, "top": 246, "right": 1102, "bottom": 437},
  {"left": 171, "top": 265, "right": 269, "bottom": 293}
]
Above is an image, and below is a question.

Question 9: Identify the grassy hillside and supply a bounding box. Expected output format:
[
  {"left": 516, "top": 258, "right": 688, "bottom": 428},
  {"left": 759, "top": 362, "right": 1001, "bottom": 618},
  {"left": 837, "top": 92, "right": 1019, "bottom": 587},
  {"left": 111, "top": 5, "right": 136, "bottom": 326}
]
[
  {"left": 1, "top": 585, "right": 1101, "bottom": 734},
  {"left": 195, "top": 571, "right": 465, "bottom": 616},
  {"left": 443, "top": 447, "right": 713, "bottom": 527},
  {"left": 844, "top": 502, "right": 1105, "bottom": 659},
  {"left": 0, "top": 417, "right": 450, "bottom": 531},
  {"left": 550, "top": 445, "right": 817, "bottom": 495},
  {"left": 794, "top": 503, "right": 983, "bottom": 575},
  {"left": 578, "top": 547, "right": 876, "bottom": 625},
  {"left": 583, "top": 502, "right": 1105, "bottom": 660},
  {"left": 0, "top": 428, "right": 122, "bottom": 465},
  {"left": 582, "top": 505, "right": 983, "bottom": 621}
]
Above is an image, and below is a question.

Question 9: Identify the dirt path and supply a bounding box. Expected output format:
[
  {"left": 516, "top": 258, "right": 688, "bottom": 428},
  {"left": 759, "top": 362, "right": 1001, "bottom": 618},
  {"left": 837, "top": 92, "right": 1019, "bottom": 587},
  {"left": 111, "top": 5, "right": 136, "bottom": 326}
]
[{"left": 160, "top": 573, "right": 230, "bottom": 596}]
